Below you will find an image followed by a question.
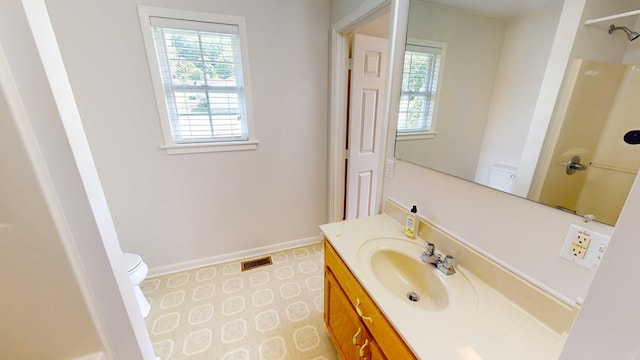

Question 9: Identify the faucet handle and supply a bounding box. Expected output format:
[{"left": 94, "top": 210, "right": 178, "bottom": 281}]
[
  {"left": 420, "top": 242, "right": 436, "bottom": 264},
  {"left": 436, "top": 255, "right": 457, "bottom": 275},
  {"left": 442, "top": 255, "right": 457, "bottom": 271},
  {"left": 423, "top": 241, "right": 435, "bottom": 255}
]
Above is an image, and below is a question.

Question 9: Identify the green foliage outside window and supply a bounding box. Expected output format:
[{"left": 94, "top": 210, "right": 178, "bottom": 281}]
[{"left": 165, "top": 31, "right": 236, "bottom": 86}]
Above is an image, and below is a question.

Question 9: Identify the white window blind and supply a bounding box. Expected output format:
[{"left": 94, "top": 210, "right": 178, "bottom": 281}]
[
  {"left": 397, "top": 44, "right": 442, "bottom": 134},
  {"left": 150, "top": 16, "right": 248, "bottom": 143}
]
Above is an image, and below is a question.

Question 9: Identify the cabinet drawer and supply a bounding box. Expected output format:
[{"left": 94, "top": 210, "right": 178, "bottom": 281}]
[{"left": 325, "top": 240, "right": 417, "bottom": 360}]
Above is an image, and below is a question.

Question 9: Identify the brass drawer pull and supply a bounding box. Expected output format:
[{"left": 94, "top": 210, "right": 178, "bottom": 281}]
[
  {"left": 352, "top": 327, "right": 362, "bottom": 346},
  {"left": 355, "top": 298, "right": 373, "bottom": 323},
  {"left": 359, "top": 339, "right": 369, "bottom": 358}
]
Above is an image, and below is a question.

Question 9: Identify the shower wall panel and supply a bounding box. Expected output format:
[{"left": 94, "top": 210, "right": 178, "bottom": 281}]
[
  {"left": 576, "top": 64, "right": 640, "bottom": 224},
  {"left": 537, "top": 60, "right": 624, "bottom": 215}
]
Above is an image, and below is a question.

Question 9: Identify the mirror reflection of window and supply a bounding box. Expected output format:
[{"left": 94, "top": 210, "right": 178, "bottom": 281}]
[{"left": 397, "top": 39, "right": 446, "bottom": 140}]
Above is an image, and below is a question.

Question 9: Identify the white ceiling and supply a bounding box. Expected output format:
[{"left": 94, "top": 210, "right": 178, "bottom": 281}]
[{"left": 423, "top": 0, "right": 564, "bottom": 18}]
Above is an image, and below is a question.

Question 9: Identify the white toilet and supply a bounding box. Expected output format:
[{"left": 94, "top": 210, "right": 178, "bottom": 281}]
[
  {"left": 487, "top": 164, "right": 518, "bottom": 193},
  {"left": 125, "top": 253, "right": 151, "bottom": 318}
]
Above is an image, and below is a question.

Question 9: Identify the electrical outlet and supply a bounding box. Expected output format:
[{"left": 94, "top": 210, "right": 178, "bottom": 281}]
[
  {"left": 569, "top": 244, "right": 587, "bottom": 259},
  {"left": 560, "top": 224, "right": 611, "bottom": 268},
  {"left": 573, "top": 231, "right": 591, "bottom": 248}
]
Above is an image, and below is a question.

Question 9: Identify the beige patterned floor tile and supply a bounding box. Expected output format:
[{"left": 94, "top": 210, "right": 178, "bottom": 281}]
[
  {"left": 142, "top": 278, "right": 161, "bottom": 293},
  {"left": 223, "top": 263, "right": 241, "bottom": 276},
  {"left": 259, "top": 336, "right": 287, "bottom": 360},
  {"left": 250, "top": 271, "right": 270, "bottom": 287},
  {"left": 221, "top": 319, "right": 247, "bottom": 343},
  {"left": 160, "top": 291, "right": 186, "bottom": 309},
  {"left": 286, "top": 301, "right": 309, "bottom": 322},
  {"left": 152, "top": 312, "right": 180, "bottom": 335},
  {"left": 222, "top": 348, "right": 250, "bottom": 360},
  {"left": 196, "top": 267, "right": 216, "bottom": 282},
  {"left": 271, "top": 252, "right": 289, "bottom": 264},
  {"left": 192, "top": 284, "right": 215, "bottom": 301},
  {"left": 188, "top": 304, "right": 214, "bottom": 325},
  {"left": 142, "top": 244, "right": 337, "bottom": 360},
  {"left": 167, "top": 273, "right": 190, "bottom": 288},
  {"left": 183, "top": 329, "right": 212, "bottom": 355},
  {"left": 298, "top": 261, "right": 318, "bottom": 274},
  {"left": 279, "top": 282, "right": 301, "bottom": 299},
  {"left": 292, "top": 248, "right": 310, "bottom": 259},
  {"left": 293, "top": 326, "right": 320, "bottom": 352},
  {"left": 223, "top": 277, "right": 244, "bottom": 294},
  {"left": 274, "top": 266, "right": 294, "bottom": 280},
  {"left": 255, "top": 309, "right": 279, "bottom": 333},
  {"left": 305, "top": 275, "right": 323, "bottom": 291},
  {"left": 153, "top": 339, "right": 174, "bottom": 359},
  {"left": 252, "top": 288, "right": 274, "bottom": 307},
  {"left": 222, "top": 296, "right": 246, "bottom": 316}
]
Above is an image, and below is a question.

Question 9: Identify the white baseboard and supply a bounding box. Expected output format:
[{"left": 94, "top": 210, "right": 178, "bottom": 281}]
[
  {"left": 147, "top": 235, "right": 323, "bottom": 278},
  {"left": 73, "top": 352, "right": 106, "bottom": 360}
]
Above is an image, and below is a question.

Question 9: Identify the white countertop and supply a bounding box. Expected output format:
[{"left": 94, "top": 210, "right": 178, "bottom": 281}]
[{"left": 320, "top": 214, "right": 566, "bottom": 360}]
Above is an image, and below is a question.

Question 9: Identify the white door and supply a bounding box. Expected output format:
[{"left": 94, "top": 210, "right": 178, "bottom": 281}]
[{"left": 345, "top": 34, "right": 388, "bottom": 219}]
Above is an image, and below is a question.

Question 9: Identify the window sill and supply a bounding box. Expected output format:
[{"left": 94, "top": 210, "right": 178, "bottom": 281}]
[
  {"left": 396, "top": 131, "right": 437, "bottom": 141},
  {"left": 161, "top": 139, "right": 259, "bottom": 155}
]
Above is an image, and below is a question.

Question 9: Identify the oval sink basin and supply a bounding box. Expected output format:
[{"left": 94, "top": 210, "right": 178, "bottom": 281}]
[
  {"left": 357, "top": 237, "right": 478, "bottom": 320},
  {"left": 370, "top": 248, "right": 449, "bottom": 311}
]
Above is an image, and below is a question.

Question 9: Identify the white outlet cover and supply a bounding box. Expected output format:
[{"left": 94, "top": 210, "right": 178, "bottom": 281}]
[{"left": 560, "top": 224, "right": 610, "bottom": 268}]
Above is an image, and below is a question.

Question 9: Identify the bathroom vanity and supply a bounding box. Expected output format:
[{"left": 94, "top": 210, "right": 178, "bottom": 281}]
[
  {"left": 321, "top": 207, "right": 571, "bottom": 359},
  {"left": 324, "top": 240, "right": 416, "bottom": 359}
]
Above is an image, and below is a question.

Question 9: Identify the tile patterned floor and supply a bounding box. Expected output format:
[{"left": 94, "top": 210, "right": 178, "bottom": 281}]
[{"left": 141, "top": 243, "right": 338, "bottom": 360}]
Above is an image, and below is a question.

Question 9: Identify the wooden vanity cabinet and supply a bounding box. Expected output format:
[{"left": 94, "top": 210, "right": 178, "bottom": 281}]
[
  {"left": 324, "top": 239, "right": 416, "bottom": 360},
  {"left": 325, "top": 270, "right": 384, "bottom": 359}
]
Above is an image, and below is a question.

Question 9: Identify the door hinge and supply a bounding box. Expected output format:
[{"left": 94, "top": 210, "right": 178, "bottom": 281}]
[
  {"left": 343, "top": 149, "right": 349, "bottom": 160},
  {"left": 346, "top": 57, "right": 353, "bottom": 70}
]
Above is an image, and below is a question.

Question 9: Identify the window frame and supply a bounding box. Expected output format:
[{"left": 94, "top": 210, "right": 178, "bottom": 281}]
[
  {"left": 138, "top": 6, "right": 258, "bottom": 154},
  {"left": 397, "top": 38, "right": 447, "bottom": 141}
]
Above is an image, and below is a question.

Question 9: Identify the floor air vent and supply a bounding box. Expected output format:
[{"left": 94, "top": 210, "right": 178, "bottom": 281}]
[{"left": 241, "top": 256, "right": 273, "bottom": 271}]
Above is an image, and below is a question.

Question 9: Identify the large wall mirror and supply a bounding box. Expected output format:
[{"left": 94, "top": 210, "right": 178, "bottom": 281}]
[{"left": 394, "top": 0, "right": 640, "bottom": 226}]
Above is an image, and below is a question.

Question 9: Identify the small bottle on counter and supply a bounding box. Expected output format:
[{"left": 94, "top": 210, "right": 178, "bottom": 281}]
[{"left": 404, "top": 205, "right": 419, "bottom": 238}]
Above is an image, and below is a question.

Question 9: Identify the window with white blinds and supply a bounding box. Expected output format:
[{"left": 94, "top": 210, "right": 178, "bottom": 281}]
[
  {"left": 397, "top": 41, "right": 445, "bottom": 137},
  {"left": 139, "top": 7, "right": 256, "bottom": 154}
]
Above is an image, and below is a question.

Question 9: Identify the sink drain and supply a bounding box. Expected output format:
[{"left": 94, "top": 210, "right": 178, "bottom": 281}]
[{"left": 407, "top": 291, "right": 420, "bottom": 302}]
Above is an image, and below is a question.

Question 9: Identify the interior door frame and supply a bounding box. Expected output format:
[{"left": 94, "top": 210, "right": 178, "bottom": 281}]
[{"left": 327, "top": 0, "right": 409, "bottom": 222}]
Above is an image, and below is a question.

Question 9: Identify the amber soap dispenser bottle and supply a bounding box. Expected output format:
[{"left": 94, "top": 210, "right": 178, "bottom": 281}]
[{"left": 404, "top": 205, "right": 419, "bottom": 238}]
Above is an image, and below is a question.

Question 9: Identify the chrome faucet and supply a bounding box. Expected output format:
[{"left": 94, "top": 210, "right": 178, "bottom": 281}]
[
  {"left": 437, "top": 255, "right": 457, "bottom": 275},
  {"left": 420, "top": 241, "right": 457, "bottom": 275},
  {"left": 420, "top": 241, "right": 439, "bottom": 264}
]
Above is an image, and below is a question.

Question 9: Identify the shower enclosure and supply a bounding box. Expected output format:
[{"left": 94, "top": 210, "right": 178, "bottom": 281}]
[{"left": 531, "top": 59, "right": 640, "bottom": 224}]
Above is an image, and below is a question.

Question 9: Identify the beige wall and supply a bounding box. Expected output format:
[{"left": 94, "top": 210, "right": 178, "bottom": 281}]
[
  {"left": 623, "top": 16, "right": 640, "bottom": 63},
  {"left": 331, "top": 0, "right": 385, "bottom": 23},
  {"left": 0, "top": 50, "right": 101, "bottom": 360},
  {"left": 475, "top": 6, "right": 562, "bottom": 185},
  {"left": 354, "top": 11, "right": 390, "bottom": 37},
  {"left": 44, "top": 0, "right": 330, "bottom": 270},
  {"left": 393, "top": 2, "right": 506, "bottom": 181}
]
